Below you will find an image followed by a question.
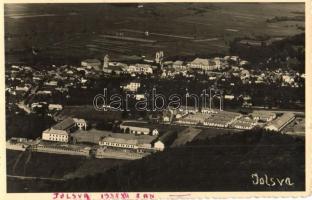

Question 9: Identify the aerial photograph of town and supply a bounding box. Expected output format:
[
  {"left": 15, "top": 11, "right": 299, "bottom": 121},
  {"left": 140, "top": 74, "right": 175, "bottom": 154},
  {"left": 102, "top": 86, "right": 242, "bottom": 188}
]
[{"left": 5, "top": 2, "right": 305, "bottom": 193}]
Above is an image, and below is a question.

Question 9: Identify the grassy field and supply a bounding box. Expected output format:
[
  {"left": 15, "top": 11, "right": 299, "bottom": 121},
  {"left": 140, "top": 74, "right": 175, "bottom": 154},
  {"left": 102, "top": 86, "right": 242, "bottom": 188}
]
[
  {"left": 5, "top": 3, "right": 304, "bottom": 65},
  {"left": 56, "top": 105, "right": 122, "bottom": 121},
  {"left": 194, "top": 127, "right": 243, "bottom": 140},
  {"left": 6, "top": 150, "right": 128, "bottom": 179}
]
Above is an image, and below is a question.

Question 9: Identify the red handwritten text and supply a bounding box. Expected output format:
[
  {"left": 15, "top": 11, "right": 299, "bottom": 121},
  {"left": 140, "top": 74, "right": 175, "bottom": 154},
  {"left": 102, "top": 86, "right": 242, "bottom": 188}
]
[{"left": 52, "top": 193, "right": 91, "bottom": 200}]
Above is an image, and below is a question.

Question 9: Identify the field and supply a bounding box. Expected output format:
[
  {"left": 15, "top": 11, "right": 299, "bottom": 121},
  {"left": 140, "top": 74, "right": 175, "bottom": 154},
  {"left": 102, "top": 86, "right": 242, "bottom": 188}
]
[
  {"left": 283, "top": 117, "right": 305, "bottom": 136},
  {"left": 55, "top": 105, "right": 122, "bottom": 121},
  {"left": 4, "top": 3, "right": 304, "bottom": 65},
  {"left": 171, "top": 127, "right": 201, "bottom": 147},
  {"left": 194, "top": 127, "right": 243, "bottom": 140},
  {"left": 6, "top": 150, "right": 129, "bottom": 192}
]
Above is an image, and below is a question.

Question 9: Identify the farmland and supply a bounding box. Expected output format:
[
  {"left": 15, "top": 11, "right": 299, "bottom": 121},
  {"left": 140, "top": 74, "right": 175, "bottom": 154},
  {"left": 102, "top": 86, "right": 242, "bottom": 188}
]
[{"left": 5, "top": 3, "right": 304, "bottom": 65}]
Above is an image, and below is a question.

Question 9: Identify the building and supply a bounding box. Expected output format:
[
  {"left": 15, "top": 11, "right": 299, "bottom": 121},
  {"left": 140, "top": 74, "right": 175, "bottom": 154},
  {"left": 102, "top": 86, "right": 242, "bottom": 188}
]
[
  {"left": 177, "top": 106, "right": 199, "bottom": 114},
  {"left": 152, "top": 129, "right": 159, "bottom": 136},
  {"left": 31, "top": 142, "right": 91, "bottom": 157},
  {"left": 265, "top": 113, "right": 296, "bottom": 132},
  {"left": 6, "top": 137, "right": 38, "bottom": 151},
  {"left": 99, "top": 137, "right": 138, "bottom": 149},
  {"left": 97, "top": 132, "right": 156, "bottom": 152},
  {"left": 212, "top": 57, "right": 222, "bottom": 69},
  {"left": 37, "top": 90, "right": 52, "bottom": 96},
  {"left": 251, "top": 111, "right": 276, "bottom": 122},
  {"left": 120, "top": 124, "right": 150, "bottom": 135},
  {"left": 44, "top": 80, "right": 58, "bottom": 86},
  {"left": 188, "top": 58, "right": 219, "bottom": 71},
  {"left": 72, "top": 129, "right": 156, "bottom": 148},
  {"left": 103, "top": 54, "right": 109, "bottom": 69},
  {"left": 154, "top": 131, "right": 177, "bottom": 151},
  {"left": 176, "top": 113, "right": 210, "bottom": 125},
  {"left": 135, "top": 94, "right": 145, "bottom": 100},
  {"left": 203, "top": 111, "right": 241, "bottom": 128},
  {"left": 127, "top": 64, "right": 153, "bottom": 74},
  {"left": 224, "top": 95, "right": 235, "bottom": 100},
  {"left": 172, "top": 60, "right": 185, "bottom": 70},
  {"left": 42, "top": 117, "right": 86, "bottom": 143},
  {"left": 15, "top": 85, "right": 30, "bottom": 92},
  {"left": 42, "top": 128, "right": 69, "bottom": 143},
  {"left": 282, "top": 75, "right": 295, "bottom": 85},
  {"left": 48, "top": 104, "right": 63, "bottom": 111},
  {"left": 121, "top": 81, "right": 141, "bottom": 92},
  {"left": 155, "top": 51, "right": 164, "bottom": 64},
  {"left": 231, "top": 117, "right": 257, "bottom": 130},
  {"left": 119, "top": 121, "right": 160, "bottom": 136},
  {"left": 73, "top": 118, "right": 87, "bottom": 130}
]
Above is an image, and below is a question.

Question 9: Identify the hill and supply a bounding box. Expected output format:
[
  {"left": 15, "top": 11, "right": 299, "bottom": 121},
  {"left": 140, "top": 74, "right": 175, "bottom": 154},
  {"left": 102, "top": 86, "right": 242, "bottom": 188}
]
[
  {"left": 18, "top": 129, "right": 304, "bottom": 192},
  {"left": 230, "top": 33, "right": 305, "bottom": 72}
]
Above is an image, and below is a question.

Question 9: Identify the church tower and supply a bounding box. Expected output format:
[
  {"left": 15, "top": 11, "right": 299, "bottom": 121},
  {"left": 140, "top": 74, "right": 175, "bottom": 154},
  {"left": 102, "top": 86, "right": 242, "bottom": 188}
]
[{"left": 103, "top": 54, "right": 109, "bottom": 70}]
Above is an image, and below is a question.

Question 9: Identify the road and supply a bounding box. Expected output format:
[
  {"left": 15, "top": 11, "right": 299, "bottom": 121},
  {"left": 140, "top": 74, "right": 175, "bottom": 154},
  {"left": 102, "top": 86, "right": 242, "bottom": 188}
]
[
  {"left": 120, "top": 28, "right": 195, "bottom": 40},
  {"left": 16, "top": 101, "right": 31, "bottom": 113},
  {"left": 7, "top": 175, "right": 65, "bottom": 181},
  {"left": 250, "top": 107, "right": 305, "bottom": 115}
]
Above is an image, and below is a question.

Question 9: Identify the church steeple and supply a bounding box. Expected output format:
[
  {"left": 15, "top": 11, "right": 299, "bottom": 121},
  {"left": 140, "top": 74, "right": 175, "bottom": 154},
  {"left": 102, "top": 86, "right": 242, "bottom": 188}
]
[{"left": 103, "top": 54, "right": 109, "bottom": 70}]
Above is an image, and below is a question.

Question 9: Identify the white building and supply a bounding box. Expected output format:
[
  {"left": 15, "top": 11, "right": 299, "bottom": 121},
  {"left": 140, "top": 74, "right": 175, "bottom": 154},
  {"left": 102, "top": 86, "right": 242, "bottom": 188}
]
[
  {"left": 37, "top": 90, "right": 52, "bottom": 95},
  {"left": 152, "top": 129, "right": 159, "bottom": 136},
  {"left": 42, "top": 129, "right": 69, "bottom": 143},
  {"left": 127, "top": 64, "right": 153, "bottom": 74},
  {"left": 153, "top": 131, "right": 176, "bottom": 151},
  {"left": 42, "top": 117, "right": 86, "bottom": 143},
  {"left": 99, "top": 137, "right": 138, "bottom": 149},
  {"left": 172, "top": 60, "right": 185, "bottom": 70},
  {"left": 154, "top": 140, "right": 165, "bottom": 151},
  {"left": 48, "top": 104, "right": 63, "bottom": 111},
  {"left": 15, "top": 86, "right": 30, "bottom": 92},
  {"left": 73, "top": 118, "right": 87, "bottom": 130},
  {"left": 121, "top": 81, "right": 141, "bottom": 92},
  {"left": 224, "top": 95, "right": 235, "bottom": 100},
  {"left": 251, "top": 111, "right": 276, "bottom": 122},
  {"left": 188, "top": 58, "right": 218, "bottom": 71},
  {"left": 282, "top": 75, "right": 295, "bottom": 85},
  {"left": 135, "top": 94, "right": 145, "bottom": 100},
  {"left": 44, "top": 81, "right": 58, "bottom": 86}
]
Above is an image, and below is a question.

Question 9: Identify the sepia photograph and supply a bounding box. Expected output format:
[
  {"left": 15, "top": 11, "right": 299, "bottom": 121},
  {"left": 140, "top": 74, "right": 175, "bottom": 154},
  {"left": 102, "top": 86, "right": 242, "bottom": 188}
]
[{"left": 3, "top": 1, "right": 310, "bottom": 198}]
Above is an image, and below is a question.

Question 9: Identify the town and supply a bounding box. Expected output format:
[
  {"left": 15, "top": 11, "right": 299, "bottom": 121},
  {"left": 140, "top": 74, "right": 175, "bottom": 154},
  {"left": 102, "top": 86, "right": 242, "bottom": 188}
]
[{"left": 6, "top": 50, "right": 305, "bottom": 160}]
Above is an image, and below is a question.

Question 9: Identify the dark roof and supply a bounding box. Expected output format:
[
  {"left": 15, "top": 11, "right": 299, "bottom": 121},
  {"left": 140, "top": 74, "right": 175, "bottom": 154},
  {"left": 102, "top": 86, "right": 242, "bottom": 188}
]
[
  {"left": 269, "top": 113, "right": 295, "bottom": 129},
  {"left": 52, "top": 117, "right": 75, "bottom": 130},
  {"left": 158, "top": 130, "right": 177, "bottom": 144}
]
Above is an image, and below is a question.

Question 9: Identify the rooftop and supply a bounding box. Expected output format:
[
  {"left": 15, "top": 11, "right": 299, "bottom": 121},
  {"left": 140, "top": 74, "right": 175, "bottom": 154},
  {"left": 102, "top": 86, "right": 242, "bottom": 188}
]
[
  {"left": 52, "top": 117, "right": 75, "bottom": 131},
  {"left": 72, "top": 129, "right": 156, "bottom": 144},
  {"left": 100, "top": 137, "right": 138, "bottom": 145},
  {"left": 190, "top": 58, "right": 216, "bottom": 66},
  {"left": 268, "top": 113, "right": 295, "bottom": 129},
  {"left": 251, "top": 111, "right": 276, "bottom": 117}
]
